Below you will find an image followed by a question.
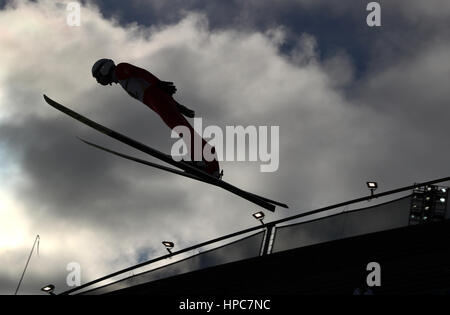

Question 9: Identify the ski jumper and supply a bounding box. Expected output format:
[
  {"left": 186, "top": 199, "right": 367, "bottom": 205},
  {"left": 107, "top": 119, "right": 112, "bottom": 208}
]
[{"left": 114, "top": 62, "right": 220, "bottom": 177}]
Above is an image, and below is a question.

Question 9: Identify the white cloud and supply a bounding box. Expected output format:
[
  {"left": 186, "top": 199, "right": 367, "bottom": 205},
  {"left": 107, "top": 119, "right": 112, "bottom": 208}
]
[{"left": 0, "top": 190, "right": 30, "bottom": 250}]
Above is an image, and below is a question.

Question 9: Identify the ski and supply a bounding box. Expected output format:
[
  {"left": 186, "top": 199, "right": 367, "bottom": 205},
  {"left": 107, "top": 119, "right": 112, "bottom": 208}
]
[
  {"left": 79, "top": 138, "right": 289, "bottom": 209},
  {"left": 79, "top": 137, "right": 207, "bottom": 182},
  {"left": 44, "top": 95, "right": 288, "bottom": 211}
]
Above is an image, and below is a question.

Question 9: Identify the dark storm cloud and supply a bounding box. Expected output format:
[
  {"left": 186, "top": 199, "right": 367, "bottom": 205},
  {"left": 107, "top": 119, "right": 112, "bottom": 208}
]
[
  {"left": 86, "top": 0, "right": 372, "bottom": 76},
  {"left": 84, "top": 0, "right": 450, "bottom": 82}
]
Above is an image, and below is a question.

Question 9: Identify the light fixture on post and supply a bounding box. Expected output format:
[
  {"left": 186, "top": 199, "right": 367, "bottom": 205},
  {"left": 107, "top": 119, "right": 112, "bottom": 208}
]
[
  {"left": 41, "top": 284, "right": 55, "bottom": 295},
  {"left": 162, "top": 241, "right": 175, "bottom": 254},
  {"left": 252, "top": 211, "right": 265, "bottom": 225},
  {"left": 367, "top": 181, "right": 378, "bottom": 197}
]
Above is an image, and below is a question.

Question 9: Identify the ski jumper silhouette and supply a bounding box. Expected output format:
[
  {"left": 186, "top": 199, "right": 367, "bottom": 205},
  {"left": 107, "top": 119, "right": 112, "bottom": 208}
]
[{"left": 92, "top": 59, "right": 221, "bottom": 178}]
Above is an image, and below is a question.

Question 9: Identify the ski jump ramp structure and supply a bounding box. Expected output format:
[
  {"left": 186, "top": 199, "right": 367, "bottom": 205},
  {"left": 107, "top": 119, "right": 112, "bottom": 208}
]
[{"left": 58, "top": 176, "right": 450, "bottom": 295}]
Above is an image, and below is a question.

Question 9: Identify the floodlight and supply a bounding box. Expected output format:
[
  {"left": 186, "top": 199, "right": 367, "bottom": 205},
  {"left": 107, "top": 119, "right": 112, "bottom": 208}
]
[
  {"left": 367, "top": 182, "right": 377, "bottom": 189},
  {"left": 162, "top": 241, "right": 175, "bottom": 254},
  {"left": 409, "top": 185, "right": 448, "bottom": 226},
  {"left": 252, "top": 211, "right": 265, "bottom": 225},
  {"left": 41, "top": 284, "right": 55, "bottom": 295},
  {"left": 366, "top": 181, "right": 378, "bottom": 197}
]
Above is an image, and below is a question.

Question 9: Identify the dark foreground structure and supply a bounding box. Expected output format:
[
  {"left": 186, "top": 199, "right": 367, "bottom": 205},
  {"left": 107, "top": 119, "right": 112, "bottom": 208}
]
[
  {"left": 110, "top": 218, "right": 450, "bottom": 295},
  {"left": 62, "top": 182, "right": 450, "bottom": 296}
]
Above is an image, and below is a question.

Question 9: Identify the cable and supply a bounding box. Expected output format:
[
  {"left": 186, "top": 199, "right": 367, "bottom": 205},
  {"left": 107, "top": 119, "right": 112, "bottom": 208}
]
[{"left": 14, "top": 235, "right": 40, "bottom": 295}]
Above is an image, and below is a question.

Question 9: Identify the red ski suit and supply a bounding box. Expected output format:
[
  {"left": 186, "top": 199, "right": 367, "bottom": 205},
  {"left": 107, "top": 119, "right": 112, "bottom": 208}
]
[{"left": 114, "top": 63, "right": 220, "bottom": 177}]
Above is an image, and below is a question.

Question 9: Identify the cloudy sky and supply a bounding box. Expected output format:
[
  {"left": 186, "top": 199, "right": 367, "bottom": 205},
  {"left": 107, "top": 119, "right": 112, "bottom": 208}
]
[{"left": 1, "top": 0, "right": 450, "bottom": 294}]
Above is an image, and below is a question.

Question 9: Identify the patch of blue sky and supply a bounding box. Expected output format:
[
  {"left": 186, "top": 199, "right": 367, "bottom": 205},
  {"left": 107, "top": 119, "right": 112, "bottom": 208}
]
[{"left": 0, "top": 143, "right": 20, "bottom": 187}]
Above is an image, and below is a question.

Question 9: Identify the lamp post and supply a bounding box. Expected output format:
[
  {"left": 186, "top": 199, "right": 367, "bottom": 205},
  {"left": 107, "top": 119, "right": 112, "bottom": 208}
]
[
  {"left": 367, "top": 181, "right": 378, "bottom": 197},
  {"left": 252, "top": 211, "right": 265, "bottom": 225},
  {"left": 162, "top": 241, "right": 175, "bottom": 254}
]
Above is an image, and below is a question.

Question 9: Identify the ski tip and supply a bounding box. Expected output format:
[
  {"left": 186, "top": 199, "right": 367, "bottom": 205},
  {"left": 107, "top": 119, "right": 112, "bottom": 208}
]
[
  {"left": 43, "top": 94, "right": 53, "bottom": 105},
  {"left": 271, "top": 204, "right": 288, "bottom": 211},
  {"left": 264, "top": 200, "right": 289, "bottom": 209},
  {"left": 271, "top": 203, "right": 288, "bottom": 210}
]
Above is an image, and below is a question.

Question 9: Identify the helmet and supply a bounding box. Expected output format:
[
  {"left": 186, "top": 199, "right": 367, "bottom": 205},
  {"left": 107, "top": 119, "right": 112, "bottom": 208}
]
[{"left": 92, "top": 58, "right": 115, "bottom": 80}]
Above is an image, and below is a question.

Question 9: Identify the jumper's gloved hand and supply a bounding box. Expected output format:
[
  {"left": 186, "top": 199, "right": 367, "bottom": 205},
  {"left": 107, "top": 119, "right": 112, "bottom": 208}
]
[
  {"left": 157, "top": 80, "right": 195, "bottom": 118},
  {"left": 158, "top": 80, "right": 177, "bottom": 95}
]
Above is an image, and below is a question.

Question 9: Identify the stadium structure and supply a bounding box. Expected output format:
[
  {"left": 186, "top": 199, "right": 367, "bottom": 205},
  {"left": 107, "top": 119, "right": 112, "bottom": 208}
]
[{"left": 54, "top": 177, "right": 450, "bottom": 295}]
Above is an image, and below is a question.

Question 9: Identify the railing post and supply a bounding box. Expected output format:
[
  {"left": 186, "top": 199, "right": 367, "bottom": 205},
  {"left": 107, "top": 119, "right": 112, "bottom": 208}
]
[{"left": 261, "top": 223, "right": 275, "bottom": 256}]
